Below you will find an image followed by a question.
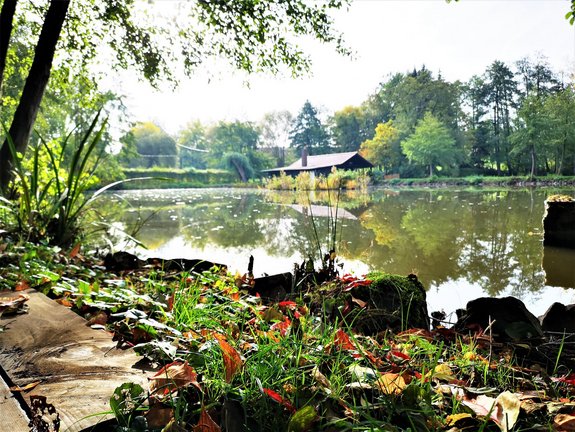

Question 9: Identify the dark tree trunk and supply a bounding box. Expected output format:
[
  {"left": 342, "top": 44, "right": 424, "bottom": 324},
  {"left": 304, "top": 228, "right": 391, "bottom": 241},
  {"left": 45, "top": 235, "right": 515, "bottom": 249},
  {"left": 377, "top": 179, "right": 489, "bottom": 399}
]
[
  {"left": 0, "top": 0, "right": 17, "bottom": 94},
  {"left": 0, "top": 0, "right": 70, "bottom": 193}
]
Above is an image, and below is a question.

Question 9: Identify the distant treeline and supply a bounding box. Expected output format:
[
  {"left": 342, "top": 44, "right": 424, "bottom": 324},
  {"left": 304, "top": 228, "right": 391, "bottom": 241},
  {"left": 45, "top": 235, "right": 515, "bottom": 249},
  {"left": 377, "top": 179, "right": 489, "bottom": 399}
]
[{"left": 117, "top": 56, "right": 575, "bottom": 180}]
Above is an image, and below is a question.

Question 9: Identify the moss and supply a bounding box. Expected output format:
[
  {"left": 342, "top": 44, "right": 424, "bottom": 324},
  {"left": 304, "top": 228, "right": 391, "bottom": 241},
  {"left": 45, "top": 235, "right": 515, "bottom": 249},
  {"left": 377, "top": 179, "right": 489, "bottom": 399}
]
[{"left": 349, "top": 272, "right": 429, "bottom": 333}]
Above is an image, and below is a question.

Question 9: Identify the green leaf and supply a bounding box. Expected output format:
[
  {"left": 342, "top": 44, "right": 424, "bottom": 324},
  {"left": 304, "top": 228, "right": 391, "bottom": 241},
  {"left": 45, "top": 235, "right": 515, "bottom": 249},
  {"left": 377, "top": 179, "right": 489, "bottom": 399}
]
[
  {"left": 109, "top": 382, "right": 145, "bottom": 427},
  {"left": 288, "top": 405, "right": 317, "bottom": 432}
]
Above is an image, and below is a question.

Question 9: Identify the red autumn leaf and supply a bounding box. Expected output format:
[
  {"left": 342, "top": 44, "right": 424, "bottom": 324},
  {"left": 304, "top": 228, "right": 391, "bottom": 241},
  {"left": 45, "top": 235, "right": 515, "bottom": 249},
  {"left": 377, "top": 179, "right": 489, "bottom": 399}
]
[
  {"left": 263, "top": 388, "right": 296, "bottom": 413},
  {"left": 193, "top": 408, "right": 221, "bottom": 432},
  {"left": 150, "top": 361, "right": 201, "bottom": 394},
  {"left": 387, "top": 350, "right": 410, "bottom": 362},
  {"left": 271, "top": 317, "right": 291, "bottom": 336},
  {"left": 333, "top": 329, "right": 357, "bottom": 351},
  {"left": 214, "top": 333, "right": 243, "bottom": 383},
  {"left": 278, "top": 300, "right": 298, "bottom": 309},
  {"left": 553, "top": 373, "right": 575, "bottom": 386}
]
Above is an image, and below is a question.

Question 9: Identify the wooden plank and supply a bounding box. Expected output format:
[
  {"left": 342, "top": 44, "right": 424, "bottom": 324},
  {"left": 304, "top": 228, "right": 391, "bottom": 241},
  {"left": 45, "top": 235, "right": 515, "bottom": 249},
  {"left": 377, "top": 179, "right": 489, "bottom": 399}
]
[
  {"left": 0, "top": 289, "right": 150, "bottom": 431},
  {"left": 0, "top": 371, "right": 30, "bottom": 430}
]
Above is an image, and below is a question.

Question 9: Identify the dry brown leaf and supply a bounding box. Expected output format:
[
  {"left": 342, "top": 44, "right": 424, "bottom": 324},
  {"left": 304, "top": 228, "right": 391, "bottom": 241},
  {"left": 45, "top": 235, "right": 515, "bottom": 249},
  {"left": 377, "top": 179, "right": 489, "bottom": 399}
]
[
  {"left": 15, "top": 280, "right": 30, "bottom": 292},
  {"left": 0, "top": 293, "right": 30, "bottom": 314},
  {"left": 494, "top": 391, "right": 520, "bottom": 431},
  {"left": 214, "top": 332, "right": 243, "bottom": 383},
  {"left": 69, "top": 243, "right": 81, "bottom": 259},
  {"left": 55, "top": 297, "right": 74, "bottom": 308},
  {"left": 311, "top": 366, "right": 331, "bottom": 390},
  {"left": 193, "top": 408, "right": 221, "bottom": 432},
  {"left": 555, "top": 413, "right": 575, "bottom": 431},
  {"left": 146, "top": 404, "right": 174, "bottom": 429},
  {"left": 149, "top": 361, "right": 201, "bottom": 394}
]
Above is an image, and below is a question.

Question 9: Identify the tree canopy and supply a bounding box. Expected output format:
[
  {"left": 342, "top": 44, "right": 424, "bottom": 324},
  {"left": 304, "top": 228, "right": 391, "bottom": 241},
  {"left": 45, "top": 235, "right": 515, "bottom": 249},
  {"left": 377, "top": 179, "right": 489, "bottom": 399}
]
[{"left": 0, "top": 0, "right": 349, "bottom": 193}]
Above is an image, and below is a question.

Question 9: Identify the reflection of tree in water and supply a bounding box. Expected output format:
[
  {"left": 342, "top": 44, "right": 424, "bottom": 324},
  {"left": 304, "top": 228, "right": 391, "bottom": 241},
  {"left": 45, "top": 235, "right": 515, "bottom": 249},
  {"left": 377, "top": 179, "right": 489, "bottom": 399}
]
[
  {"left": 458, "top": 190, "right": 547, "bottom": 296},
  {"left": 100, "top": 188, "right": 560, "bottom": 299}
]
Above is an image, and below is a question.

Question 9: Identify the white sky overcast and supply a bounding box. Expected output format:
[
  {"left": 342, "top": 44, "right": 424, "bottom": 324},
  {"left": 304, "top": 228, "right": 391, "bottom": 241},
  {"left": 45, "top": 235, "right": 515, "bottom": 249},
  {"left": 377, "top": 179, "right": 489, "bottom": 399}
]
[{"left": 113, "top": 0, "right": 575, "bottom": 134}]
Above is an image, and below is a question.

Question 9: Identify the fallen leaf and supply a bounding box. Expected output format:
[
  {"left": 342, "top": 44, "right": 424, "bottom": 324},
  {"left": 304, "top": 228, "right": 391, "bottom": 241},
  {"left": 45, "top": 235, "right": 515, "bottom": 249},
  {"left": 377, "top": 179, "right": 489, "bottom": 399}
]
[
  {"left": 10, "top": 381, "right": 40, "bottom": 392},
  {"left": 69, "top": 243, "right": 81, "bottom": 258},
  {"left": 214, "top": 332, "right": 243, "bottom": 383},
  {"left": 15, "top": 280, "right": 29, "bottom": 292},
  {"left": 376, "top": 372, "right": 408, "bottom": 395},
  {"left": 461, "top": 394, "right": 497, "bottom": 418},
  {"left": 555, "top": 413, "right": 575, "bottom": 431},
  {"left": 263, "top": 388, "right": 296, "bottom": 413},
  {"left": 0, "top": 293, "right": 30, "bottom": 314},
  {"left": 333, "top": 329, "right": 357, "bottom": 351},
  {"left": 494, "top": 391, "right": 520, "bottom": 431},
  {"left": 193, "top": 408, "right": 221, "bottom": 432},
  {"left": 433, "top": 363, "right": 455, "bottom": 381},
  {"left": 445, "top": 413, "right": 474, "bottom": 427},
  {"left": 55, "top": 297, "right": 74, "bottom": 308},
  {"left": 149, "top": 361, "right": 201, "bottom": 394},
  {"left": 146, "top": 404, "right": 174, "bottom": 429},
  {"left": 288, "top": 405, "right": 317, "bottom": 432},
  {"left": 311, "top": 365, "right": 331, "bottom": 390}
]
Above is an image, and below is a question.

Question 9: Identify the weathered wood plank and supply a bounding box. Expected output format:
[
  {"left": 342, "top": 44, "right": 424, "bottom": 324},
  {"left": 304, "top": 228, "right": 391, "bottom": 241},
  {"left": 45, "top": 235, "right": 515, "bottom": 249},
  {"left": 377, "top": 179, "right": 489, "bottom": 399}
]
[
  {"left": 0, "top": 289, "right": 150, "bottom": 431},
  {"left": 0, "top": 371, "right": 30, "bottom": 430}
]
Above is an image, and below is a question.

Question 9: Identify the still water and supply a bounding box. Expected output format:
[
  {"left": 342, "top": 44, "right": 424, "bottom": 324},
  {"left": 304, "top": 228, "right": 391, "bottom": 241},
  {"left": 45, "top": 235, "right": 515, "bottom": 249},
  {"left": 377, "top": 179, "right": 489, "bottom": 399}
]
[{"left": 100, "top": 187, "right": 575, "bottom": 318}]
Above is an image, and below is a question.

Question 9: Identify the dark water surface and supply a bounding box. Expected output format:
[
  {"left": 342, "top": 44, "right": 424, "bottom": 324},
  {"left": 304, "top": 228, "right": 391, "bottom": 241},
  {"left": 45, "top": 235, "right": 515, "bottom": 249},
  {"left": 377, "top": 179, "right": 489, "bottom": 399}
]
[{"left": 101, "top": 187, "right": 575, "bottom": 317}]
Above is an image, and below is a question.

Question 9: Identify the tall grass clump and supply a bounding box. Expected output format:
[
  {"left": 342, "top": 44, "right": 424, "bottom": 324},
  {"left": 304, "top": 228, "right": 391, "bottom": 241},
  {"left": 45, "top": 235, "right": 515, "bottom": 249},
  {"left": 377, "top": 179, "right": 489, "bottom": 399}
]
[
  {"left": 1, "top": 110, "right": 127, "bottom": 247},
  {"left": 263, "top": 170, "right": 294, "bottom": 190}
]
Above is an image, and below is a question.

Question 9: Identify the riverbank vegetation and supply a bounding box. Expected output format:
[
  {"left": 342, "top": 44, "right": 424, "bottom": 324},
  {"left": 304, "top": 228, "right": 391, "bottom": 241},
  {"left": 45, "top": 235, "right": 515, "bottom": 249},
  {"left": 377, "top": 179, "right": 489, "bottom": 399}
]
[{"left": 2, "top": 241, "right": 575, "bottom": 431}]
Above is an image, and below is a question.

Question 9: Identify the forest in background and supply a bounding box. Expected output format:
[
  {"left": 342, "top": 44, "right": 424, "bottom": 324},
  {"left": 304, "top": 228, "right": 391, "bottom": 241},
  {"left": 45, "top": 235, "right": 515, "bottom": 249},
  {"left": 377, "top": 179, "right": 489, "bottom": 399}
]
[{"left": 116, "top": 58, "right": 575, "bottom": 181}]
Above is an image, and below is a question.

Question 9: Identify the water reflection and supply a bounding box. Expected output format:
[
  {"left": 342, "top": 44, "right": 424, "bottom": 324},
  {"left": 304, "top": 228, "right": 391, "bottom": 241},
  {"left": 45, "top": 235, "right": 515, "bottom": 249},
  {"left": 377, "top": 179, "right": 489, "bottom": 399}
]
[{"left": 100, "top": 187, "right": 575, "bottom": 315}]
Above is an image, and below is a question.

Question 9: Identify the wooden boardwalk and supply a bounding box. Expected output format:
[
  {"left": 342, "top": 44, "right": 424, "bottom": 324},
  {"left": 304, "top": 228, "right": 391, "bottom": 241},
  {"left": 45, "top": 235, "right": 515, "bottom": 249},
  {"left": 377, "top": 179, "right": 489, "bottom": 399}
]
[{"left": 0, "top": 289, "right": 150, "bottom": 431}]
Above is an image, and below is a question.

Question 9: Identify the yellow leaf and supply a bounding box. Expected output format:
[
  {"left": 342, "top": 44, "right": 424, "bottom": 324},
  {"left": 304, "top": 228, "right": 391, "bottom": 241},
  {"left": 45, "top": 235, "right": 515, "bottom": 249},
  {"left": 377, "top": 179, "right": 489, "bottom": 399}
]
[
  {"left": 445, "top": 413, "right": 473, "bottom": 427},
  {"left": 376, "top": 372, "right": 407, "bottom": 395}
]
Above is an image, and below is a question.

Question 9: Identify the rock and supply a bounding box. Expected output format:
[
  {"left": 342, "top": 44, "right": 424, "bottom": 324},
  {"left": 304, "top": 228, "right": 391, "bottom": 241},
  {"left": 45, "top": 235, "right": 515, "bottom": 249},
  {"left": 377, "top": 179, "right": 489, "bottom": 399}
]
[
  {"left": 252, "top": 272, "right": 293, "bottom": 302},
  {"left": 543, "top": 195, "right": 575, "bottom": 248},
  {"left": 455, "top": 297, "right": 544, "bottom": 342},
  {"left": 540, "top": 302, "right": 575, "bottom": 333},
  {"left": 103, "top": 251, "right": 143, "bottom": 271},
  {"left": 345, "top": 272, "right": 429, "bottom": 334}
]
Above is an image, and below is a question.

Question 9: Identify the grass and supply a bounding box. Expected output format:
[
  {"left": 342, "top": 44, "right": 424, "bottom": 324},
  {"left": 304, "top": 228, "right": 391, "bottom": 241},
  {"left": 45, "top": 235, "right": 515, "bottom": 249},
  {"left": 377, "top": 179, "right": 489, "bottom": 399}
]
[{"left": 1, "top": 242, "right": 574, "bottom": 431}]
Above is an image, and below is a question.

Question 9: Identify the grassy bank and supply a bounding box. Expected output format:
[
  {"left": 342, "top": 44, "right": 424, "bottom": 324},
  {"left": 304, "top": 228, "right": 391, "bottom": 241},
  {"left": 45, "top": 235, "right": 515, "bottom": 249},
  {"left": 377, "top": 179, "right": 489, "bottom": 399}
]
[{"left": 1, "top": 241, "right": 574, "bottom": 431}]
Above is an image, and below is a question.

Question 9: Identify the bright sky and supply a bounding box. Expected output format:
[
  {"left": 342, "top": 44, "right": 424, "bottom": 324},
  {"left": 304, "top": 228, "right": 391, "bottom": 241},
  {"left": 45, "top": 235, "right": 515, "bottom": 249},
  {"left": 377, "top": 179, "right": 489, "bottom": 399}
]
[{"left": 116, "top": 0, "right": 575, "bottom": 134}]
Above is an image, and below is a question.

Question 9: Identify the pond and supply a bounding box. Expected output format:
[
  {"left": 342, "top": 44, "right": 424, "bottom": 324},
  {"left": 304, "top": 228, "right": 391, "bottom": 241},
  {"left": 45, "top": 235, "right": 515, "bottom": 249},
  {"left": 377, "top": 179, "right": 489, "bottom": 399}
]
[{"left": 100, "top": 187, "right": 575, "bottom": 318}]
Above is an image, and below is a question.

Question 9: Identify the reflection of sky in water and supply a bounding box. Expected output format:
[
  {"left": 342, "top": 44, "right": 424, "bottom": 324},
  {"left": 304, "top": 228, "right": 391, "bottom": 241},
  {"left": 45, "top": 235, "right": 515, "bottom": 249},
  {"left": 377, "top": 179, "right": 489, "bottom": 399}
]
[{"left": 102, "top": 187, "right": 575, "bottom": 316}]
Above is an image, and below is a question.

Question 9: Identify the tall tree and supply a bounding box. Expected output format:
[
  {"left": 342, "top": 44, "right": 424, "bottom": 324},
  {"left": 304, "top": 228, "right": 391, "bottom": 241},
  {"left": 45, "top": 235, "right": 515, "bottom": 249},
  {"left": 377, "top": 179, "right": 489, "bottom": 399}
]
[
  {"left": 330, "top": 106, "right": 369, "bottom": 152},
  {"left": 0, "top": 0, "right": 70, "bottom": 191},
  {"left": 461, "top": 75, "right": 491, "bottom": 170},
  {"left": 258, "top": 110, "right": 293, "bottom": 167},
  {"left": 401, "top": 112, "right": 458, "bottom": 177},
  {"left": 0, "top": 0, "right": 17, "bottom": 94},
  {"left": 359, "top": 120, "right": 401, "bottom": 172},
  {"left": 289, "top": 100, "right": 330, "bottom": 155},
  {"left": 177, "top": 121, "right": 208, "bottom": 169},
  {"left": 120, "top": 122, "right": 178, "bottom": 168},
  {"left": 484, "top": 60, "right": 518, "bottom": 175}
]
